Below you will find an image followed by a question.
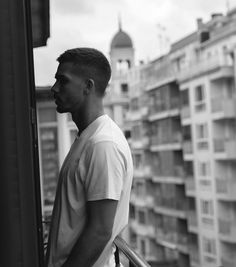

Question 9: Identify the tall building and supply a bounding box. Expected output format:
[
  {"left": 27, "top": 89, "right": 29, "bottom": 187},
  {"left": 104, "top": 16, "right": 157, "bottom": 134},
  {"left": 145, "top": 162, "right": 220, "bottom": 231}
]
[
  {"left": 173, "top": 10, "right": 236, "bottom": 267},
  {"left": 104, "top": 20, "right": 134, "bottom": 139},
  {"left": 127, "top": 8, "right": 236, "bottom": 267}
]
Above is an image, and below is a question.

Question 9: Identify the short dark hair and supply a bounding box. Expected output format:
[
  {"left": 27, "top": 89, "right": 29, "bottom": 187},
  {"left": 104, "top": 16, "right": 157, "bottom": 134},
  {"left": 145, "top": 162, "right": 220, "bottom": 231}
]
[{"left": 57, "top": 48, "right": 111, "bottom": 97}]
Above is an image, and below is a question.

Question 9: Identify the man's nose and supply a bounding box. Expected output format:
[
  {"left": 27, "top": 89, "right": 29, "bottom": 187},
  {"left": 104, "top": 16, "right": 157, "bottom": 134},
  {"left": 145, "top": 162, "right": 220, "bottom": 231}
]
[{"left": 51, "top": 82, "right": 59, "bottom": 94}]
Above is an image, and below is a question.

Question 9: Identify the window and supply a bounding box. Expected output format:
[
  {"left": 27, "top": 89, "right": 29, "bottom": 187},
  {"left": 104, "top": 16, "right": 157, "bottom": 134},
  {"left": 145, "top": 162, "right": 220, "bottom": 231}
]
[
  {"left": 130, "top": 232, "right": 137, "bottom": 249},
  {"left": 195, "top": 85, "right": 206, "bottom": 112},
  {"left": 198, "top": 161, "right": 210, "bottom": 176},
  {"left": 182, "top": 125, "right": 191, "bottom": 141},
  {"left": 140, "top": 239, "right": 146, "bottom": 256},
  {"left": 196, "top": 123, "right": 208, "bottom": 139},
  {"left": 39, "top": 127, "right": 59, "bottom": 206},
  {"left": 195, "top": 85, "right": 205, "bottom": 101},
  {"left": 134, "top": 154, "right": 142, "bottom": 169},
  {"left": 124, "top": 130, "right": 131, "bottom": 139},
  {"left": 201, "top": 200, "right": 214, "bottom": 216},
  {"left": 121, "top": 83, "right": 128, "bottom": 93},
  {"left": 203, "top": 237, "right": 216, "bottom": 255},
  {"left": 196, "top": 123, "right": 208, "bottom": 150},
  {"left": 130, "top": 204, "right": 135, "bottom": 219},
  {"left": 136, "top": 182, "right": 145, "bottom": 196},
  {"left": 180, "top": 89, "right": 189, "bottom": 106},
  {"left": 138, "top": 210, "right": 146, "bottom": 224}
]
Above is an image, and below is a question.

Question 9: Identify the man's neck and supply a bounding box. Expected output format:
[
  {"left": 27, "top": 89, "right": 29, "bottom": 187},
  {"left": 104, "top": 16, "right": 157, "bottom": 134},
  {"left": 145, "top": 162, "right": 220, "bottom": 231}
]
[{"left": 71, "top": 106, "right": 104, "bottom": 135}]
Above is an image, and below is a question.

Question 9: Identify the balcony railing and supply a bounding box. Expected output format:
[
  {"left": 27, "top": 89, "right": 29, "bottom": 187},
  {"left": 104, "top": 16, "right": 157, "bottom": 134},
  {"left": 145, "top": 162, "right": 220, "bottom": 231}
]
[
  {"left": 187, "top": 211, "right": 198, "bottom": 229},
  {"left": 145, "top": 64, "right": 176, "bottom": 91},
  {"left": 130, "top": 193, "right": 154, "bottom": 208},
  {"left": 114, "top": 235, "right": 151, "bottom": 267},
  {"left": 219, "top": 219, "right": 236, "bottom": 242},
  {"left": 151, "top": 165, "right": 184, "bottom": 179},
  {"left": 221, "top": 257, "right": 236, "bottom": 267},
  {"left": 43, "top": 220, "right": 151, "bottom": 267},
  {"left": 216, "top": 178, "right": 236, "bottom": 200},
  {"left": 104, "top": 91, "right": 129, "bottom": 105},
  {"left": 150, "top": 133, "right": 182, "bottom": 151},
  {"left": 189, "top": 246, "right": 200, "bottom": 265},
  {"left": 127, "top": 107, "right": 149, "bottom": 122},
  {"left": 181, "top": 106, "right": 190, "bottom": 119},
  {"left": 133, "top": 166, "right": 152, "bottom": 178},
  {"left": 130, "top": 219, "right": 155, "bottom": 238},
  {"left": 154, "top": 198, "right": 187, "bottom": 218},
  {"left": 182, "top": 140, "right": 193, "bottom": 154},
  {"left": 178, "top": 55, "right": 233, "bottom": 82},
  {"left": 185, "top": 178, "right": 195, "bottom": 195},
  {"left": 130, "top": 136, "right": 150, "bottom": 149},
  {"left": 211, "top": 96, "right": 236, "bottom": 119},
  {"left": 214, "top": 138, "right": 236, "bottom": 159}
]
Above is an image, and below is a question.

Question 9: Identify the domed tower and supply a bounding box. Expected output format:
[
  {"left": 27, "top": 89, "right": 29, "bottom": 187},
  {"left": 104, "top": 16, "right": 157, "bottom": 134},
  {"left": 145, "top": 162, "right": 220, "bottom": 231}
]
[
  {"left": 110, "top": 20, "right": 134, "bottom": 77},
  {"left": 104, "top": 19, "right": 134, "bottom": 135}
]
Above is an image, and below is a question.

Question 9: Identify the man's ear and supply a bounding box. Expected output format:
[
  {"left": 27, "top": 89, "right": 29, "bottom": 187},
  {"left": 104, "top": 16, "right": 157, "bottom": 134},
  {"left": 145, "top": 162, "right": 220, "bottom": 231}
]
[{"left": 84, "top": 79, "right": 95, "bottom": 95}]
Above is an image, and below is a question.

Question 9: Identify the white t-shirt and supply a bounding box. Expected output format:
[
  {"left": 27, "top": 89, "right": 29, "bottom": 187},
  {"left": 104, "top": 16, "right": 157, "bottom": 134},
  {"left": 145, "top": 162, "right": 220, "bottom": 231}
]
[{"left": 46, "top": 114, "right": 133, "bottom": 267}]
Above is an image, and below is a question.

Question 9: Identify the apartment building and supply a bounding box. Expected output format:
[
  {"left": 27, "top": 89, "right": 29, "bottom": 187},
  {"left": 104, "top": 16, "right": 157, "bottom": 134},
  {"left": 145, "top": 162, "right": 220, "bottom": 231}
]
[
  {"left": 173, "top": 10, "right": 236, "bottom": 267},
  {"left": 128, "top": 8, "right": 236, "bottom": 267},
  {"left": 128, "top": 55, "right": 190, "bottom": 267}
]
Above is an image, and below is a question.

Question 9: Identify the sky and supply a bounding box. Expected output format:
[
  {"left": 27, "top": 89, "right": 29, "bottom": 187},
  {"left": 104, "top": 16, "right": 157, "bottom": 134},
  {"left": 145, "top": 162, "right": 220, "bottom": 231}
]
[{"left": 33, "top": 0, "right": 236, "bottom": 86}]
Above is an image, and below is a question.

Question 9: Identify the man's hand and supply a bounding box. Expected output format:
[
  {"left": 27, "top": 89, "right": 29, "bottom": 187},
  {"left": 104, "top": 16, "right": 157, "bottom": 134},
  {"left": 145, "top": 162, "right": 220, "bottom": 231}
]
[{"left": 62, "top": 199, "right": 118, "bottom": 267}]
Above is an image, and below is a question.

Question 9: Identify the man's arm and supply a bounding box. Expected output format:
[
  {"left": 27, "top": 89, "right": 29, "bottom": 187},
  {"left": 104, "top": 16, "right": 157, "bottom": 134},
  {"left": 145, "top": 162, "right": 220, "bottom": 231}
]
[{"left": 62, "top": 199, "right": 118, "bottom": 267}]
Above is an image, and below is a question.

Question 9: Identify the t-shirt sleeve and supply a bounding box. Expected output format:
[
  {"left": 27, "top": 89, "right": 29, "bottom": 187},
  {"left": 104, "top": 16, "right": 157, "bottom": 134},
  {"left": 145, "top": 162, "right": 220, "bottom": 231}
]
[{"left": 81, "top": 141, "right": 126, "bottom": 201}]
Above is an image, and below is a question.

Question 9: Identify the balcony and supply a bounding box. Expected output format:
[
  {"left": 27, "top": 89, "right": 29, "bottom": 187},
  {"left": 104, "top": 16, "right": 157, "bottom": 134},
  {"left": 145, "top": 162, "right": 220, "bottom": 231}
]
[
  {"left": 130, "top": 136, "right": 150, "bottom": 150},
  {"left": 145, "top": 64, "right": 176, "bottom": 91},
  {"left": 216, "top": 178, "right": 236, "bottom": 201},
  {"left": 221, "top": 256, "right": 236, "bottom": 267},
  {"left": 155, "top": 230, "right": 178, "bottom": 250},
  {"left": 185, "top": 178, "right": 195, "bottom": 196},
  {"left": 130, "top": 193, "right": 154, "bottom": 208},
  {"left": 148, "top": 101, "right": 180, "bottom": 122},
  {"left": 130, "top": 219, "right": 155, "bottom": 238},
  {"left": 150, "top": 134, "right": 182, "bottom": 152},
  {"left": 214, "top": 138, "right": 236, "bottom": 160},
  {"left": 187, "top": 211, "right": 198, "bottom": 233},
  {"left": 182, "top": 140, "right": 193, "bottom": 155},
  {"left": 154, "top": 198, "right": 187, "bottom": 219},
  {"left": 152, "top": 166, "right": 185, "bottom": 184},
  {"left": 176, "top": 234, "right": 188, "bottom": 254},
  {"left": 181, "top": 106, "right": 190, "bottom": 120},
  {"left": 127, "top": 107, "right": 149, "bottom": 122},
  {"left": 211, "top": 96, "right": 236, "bottom": 120},
  {"left": 104, "top": 91, "right": 129, "bottom": 105},
  {"left": 133, "top": 166, "right": 152, "bottom": 179},
  {"left": 219, "top": 219, "right": 236, "bottom": 243},
  {"left": 155, "top": 230, "right": 188, "bottom": 254},
  {"left": 178, "top": 55, "right": 234, "bottom": 82},
  {"left": 189, "top": 246, "right": 200, "bottom": 266}
]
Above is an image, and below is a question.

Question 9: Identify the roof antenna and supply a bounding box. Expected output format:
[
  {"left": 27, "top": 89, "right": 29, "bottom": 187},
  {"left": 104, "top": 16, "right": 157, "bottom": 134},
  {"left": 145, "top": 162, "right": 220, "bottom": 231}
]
[{"left": 118, "top": 13, "right": 122, "bottom": 31}]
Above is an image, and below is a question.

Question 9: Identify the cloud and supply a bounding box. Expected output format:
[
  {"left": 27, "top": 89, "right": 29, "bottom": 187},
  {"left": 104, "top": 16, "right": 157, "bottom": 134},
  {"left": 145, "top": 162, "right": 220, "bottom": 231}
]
[{"left": 52, "top": 0, "right": 95, "bottom": 16}]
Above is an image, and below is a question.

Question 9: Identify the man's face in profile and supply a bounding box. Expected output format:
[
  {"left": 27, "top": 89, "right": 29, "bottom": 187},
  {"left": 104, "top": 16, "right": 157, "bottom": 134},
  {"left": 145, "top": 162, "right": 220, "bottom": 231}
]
[{"left": 51, "top": 62, "right": 87, "bottom": 114}]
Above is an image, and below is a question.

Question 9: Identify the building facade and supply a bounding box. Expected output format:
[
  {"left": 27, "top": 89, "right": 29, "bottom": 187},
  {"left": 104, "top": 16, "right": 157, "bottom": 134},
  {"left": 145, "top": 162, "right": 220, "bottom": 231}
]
[{"left": 127, "top": 8, "right": 236, "bottom": 267}]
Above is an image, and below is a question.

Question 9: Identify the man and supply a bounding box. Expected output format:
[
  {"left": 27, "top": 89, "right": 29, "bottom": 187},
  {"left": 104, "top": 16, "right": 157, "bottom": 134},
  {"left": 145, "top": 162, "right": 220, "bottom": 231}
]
[{"left": 45, "top": 48, "right": 133, "bottom": 267}]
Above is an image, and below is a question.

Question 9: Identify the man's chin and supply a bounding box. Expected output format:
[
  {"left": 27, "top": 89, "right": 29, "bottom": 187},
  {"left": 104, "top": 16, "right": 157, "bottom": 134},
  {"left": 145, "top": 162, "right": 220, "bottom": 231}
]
[{"left": 56, "top": 106, "right": 69, "bottom": 113}]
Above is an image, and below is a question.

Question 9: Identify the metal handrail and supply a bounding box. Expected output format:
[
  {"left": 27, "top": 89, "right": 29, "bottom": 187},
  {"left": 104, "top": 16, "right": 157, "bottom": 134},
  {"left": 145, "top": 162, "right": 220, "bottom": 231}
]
[
  {"left": 43, "top": 220, "right": 150, "bottom": 267},
  {"left": 114, "top": 236, "right": 151, "bottom": 267}
]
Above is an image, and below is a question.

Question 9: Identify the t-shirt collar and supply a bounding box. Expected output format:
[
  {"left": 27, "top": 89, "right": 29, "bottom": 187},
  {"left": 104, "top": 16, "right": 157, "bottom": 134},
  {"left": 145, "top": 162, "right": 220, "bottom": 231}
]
[{"left": 77, "top": 114, "right": 107, "bottom": 140}]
